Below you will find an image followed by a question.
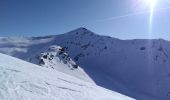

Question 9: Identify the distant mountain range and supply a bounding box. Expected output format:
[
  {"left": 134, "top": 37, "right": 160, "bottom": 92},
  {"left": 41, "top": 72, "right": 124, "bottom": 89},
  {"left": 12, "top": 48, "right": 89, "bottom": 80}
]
[{"left": 0, "top": 27, "right": 170, "bottom": 100}]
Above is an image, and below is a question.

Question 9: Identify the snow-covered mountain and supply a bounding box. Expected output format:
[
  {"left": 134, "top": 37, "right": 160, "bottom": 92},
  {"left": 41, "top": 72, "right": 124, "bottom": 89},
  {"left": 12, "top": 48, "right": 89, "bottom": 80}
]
[
  {"left": 0, "top": 53, "right": 134, "bottom": 100},
  {"left": 28, "top": 44, "right": 93, "bottom": 82},
  {"left": 0, "top": 27, "right": 170, "bottom": 100}
]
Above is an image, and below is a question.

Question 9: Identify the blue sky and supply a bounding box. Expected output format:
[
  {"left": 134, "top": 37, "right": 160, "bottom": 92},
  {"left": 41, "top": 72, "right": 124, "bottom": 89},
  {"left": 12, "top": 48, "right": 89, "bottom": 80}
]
[{"left": 0, "top": 0, "right": 170, "bottom": 40}]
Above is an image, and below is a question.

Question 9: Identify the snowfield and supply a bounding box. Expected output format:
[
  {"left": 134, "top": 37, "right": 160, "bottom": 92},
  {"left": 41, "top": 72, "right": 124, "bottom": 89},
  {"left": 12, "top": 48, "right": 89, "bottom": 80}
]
[{"left": 0, "top": 53, "right": 134, "bottom": 100}]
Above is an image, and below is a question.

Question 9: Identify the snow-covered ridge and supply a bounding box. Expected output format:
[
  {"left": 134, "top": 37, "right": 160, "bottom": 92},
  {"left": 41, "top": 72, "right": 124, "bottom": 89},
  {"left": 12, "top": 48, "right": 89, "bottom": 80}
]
[
  {"left": 29, "top": 45, "right": 78, "bottom": 69},
  {"left": 0, "top": 53, "right": 134, "bottom": 100}
]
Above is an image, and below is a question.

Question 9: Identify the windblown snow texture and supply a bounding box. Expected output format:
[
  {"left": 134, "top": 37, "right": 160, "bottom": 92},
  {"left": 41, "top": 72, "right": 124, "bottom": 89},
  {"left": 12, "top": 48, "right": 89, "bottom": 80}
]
[{"left": 0, "top": 53, "right": 134, "bottom": 100}]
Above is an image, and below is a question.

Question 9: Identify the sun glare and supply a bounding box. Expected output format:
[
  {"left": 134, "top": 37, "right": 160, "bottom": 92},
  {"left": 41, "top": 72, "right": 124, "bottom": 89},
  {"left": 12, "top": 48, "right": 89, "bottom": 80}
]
[
  {"left": 145, "top": 0, "right": 157, "bottom": 66},
  {"left": 146, "top": 0, "right": 157, "bottom": 38},
  {"left": 147, "top": 0, "right": 156, "bottom": 6},
  {"left": 145, "top": 0, "right": 156, "bottom": 16}
]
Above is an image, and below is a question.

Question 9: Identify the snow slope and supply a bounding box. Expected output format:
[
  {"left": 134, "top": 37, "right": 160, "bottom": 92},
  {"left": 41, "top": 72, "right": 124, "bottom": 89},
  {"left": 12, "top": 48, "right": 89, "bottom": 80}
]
[
  {"left": 0, "top": 53, "right": 134, "bottom": 100},
  {"left": 1, "top": 27, "right": 170, "bottom": 99}
]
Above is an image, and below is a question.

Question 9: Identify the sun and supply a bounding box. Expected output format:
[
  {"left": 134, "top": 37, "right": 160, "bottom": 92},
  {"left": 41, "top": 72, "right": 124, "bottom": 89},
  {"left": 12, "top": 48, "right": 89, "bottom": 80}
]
[
  {"left": 146, "top": 0, "right": 156, "bottom": 11},
  {"left": 147, "top": 0, "right": 156, "bottom": 5}
]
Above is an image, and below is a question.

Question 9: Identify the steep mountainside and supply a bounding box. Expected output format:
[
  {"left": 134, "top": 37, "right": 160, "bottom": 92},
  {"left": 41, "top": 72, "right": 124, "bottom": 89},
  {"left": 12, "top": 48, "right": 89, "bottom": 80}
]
[
  {"left": 0, "top": 53, "right": 134, "bottom": 100},
  {"left": 50, "top": 28, "right": 170, "bottom": 100},
  {"left": 0, "top": 27, "right": 170, "bottom": 100}
]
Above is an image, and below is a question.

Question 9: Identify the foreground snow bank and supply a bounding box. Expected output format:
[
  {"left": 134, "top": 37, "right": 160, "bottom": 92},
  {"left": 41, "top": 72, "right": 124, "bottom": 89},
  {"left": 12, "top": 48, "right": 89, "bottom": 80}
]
[{"left": 0, "top": 53, "right": 134, "bottom": 100}]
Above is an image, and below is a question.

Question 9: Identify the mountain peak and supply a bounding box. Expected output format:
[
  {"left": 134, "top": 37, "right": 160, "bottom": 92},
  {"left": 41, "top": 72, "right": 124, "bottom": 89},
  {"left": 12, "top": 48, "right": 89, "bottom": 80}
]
[
  {"left": 64, "top": 27, "right": 96, "bottom": 36},
  {"left": 73, "top": 27, "right": 89, "bottom": 31}
]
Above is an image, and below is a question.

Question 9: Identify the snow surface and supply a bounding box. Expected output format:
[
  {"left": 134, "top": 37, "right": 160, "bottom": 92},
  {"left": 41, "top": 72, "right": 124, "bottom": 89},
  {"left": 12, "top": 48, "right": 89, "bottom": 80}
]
[
  {"left": 1, "top": 27, "right": 170, "bottom": 99},
  {"left": 0, "top": 53, "right": 134, "bottom": 100}
]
